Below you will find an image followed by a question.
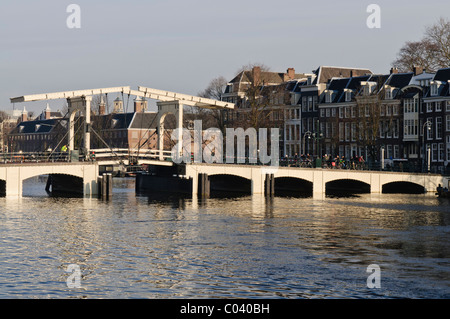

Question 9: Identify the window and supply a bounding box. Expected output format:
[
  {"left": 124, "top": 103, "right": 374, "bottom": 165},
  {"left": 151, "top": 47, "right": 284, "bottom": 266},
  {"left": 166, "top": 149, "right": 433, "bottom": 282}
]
[
  {"left": 431, "top": 84, "right": 438, "bottom": 96},
  {"left": 345, "top": 122, "right": 350, "bottom": 141},
  {"left": 345, "top": 91, "right": 352, "bottom": 102},
  {"left": 438, "top": 143, "right": 444, "bottom": 162},
  {"left": 432, "top": 143, "right": 437, "bottom": 162},
  {"left": 313, "top": 96, "right": 318, "bottom": 111},
  {"left": 332, "top": 108, "right": 336, "bottom": 117},
  {"left": 385, "top": 88, "right": 392, "bottom": 100},
  {"left": 426, "top": 102, "right": 433, "bottom": 113},
  {"left": 446, "top": 115, "right": 450, "bottom": 132},
  {"left": 302, "top": 97, "right": 307, "bottom": 112},
  {"left": 436, "top": 101, "right": 442, "bottom": 112},
  {"left": 351, "top": 106, "right": 356, "bottom": 118},
  {"left": 345, "top": 107, "right": 350, "bottom": 118},
  {"left": 308, "top": 97, "right": 313, "bottom": 112},
  {"left": 365, "top": 105, "right": 370, "bottom": 117},
  {"left": 339, "top": 122, "right": 344, "bottom": 141},
  {"left": 380, "top": 120, "right": 385, "bottom": 138},
  {"left": 447, "top": 136, "right": 450, "bottom": 161},
  {"left": 320, "top": 109, "right": 325, "bottom": 117},
  {"left": 393, "top": 105, "right": 399, "bottom": 115},
  {"left": 393, "top": 119, "right": 399, "bottom": 138},
  {"left": 447, "top": 100, "right": 450, "bottom": 112},
  {"left": 386, "top": 105, "right": 391, "bottom": 116},
  {"left": 325, "top": 91, "right": 332, "bottom": 103},
  {"left": 394, "top": 145, "right": 400, "bottom": 159},
  {"left": 380, "top": 105, "right": 385, "bottom": 116},
  {"left": 436, "top": 117, "right": 442, "bottom": 139},
  {"left": 364, "top": 85, "right": 370, "bottom": 96},
  {"left": 351, "top": 123, "right": 357, "bottom": 141},
  {"left": 339, "top": 107, "right": 344, "bottom": 119},
  {"left": 386, "top": 121, "right": 392, "bottom": 138},
  {"left": 326, "top": 108, "right": 330, "bottom": 117},
  {"left": 387, "top": 145, "right": 392, "bottom": 159},
  {"left": 427, "top": 118, "right": 433, "bottom": 140}
]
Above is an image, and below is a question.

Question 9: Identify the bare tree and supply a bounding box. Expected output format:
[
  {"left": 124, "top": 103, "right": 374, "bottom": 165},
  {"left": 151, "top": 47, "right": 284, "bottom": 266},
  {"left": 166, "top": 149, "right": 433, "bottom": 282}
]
[
  {"left": 198, "top": 76, "right": 227, "bottom": 100},
  {"left": 392, "top": 40, "right": 440, "bottom": 72},
  {"left": 195, "top": 76, "right": 228, "bottom": 133},
  {"left": 393, "top": 17, "right": 450, "bottom": 72},
  {"left": 91, "top": 94, "right": 111, "bottom": 115},
  {"left": 425, "top": 17, "right": 450, "bottom": 68},
  {"left": 236, "top": 62, "right": 271, "bottom": 74}
]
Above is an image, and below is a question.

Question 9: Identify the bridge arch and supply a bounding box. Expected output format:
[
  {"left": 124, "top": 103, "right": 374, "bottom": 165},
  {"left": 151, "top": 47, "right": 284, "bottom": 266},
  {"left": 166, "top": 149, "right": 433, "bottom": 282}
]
[
  {"left": 0, "top": 179, "right": 5, "bottom": 197},
  {"left": 208, "top": 173, "right": 252, "bottom": 195},
  {"left": 274, "top": 176, "right": 313, "bottom": 197},
  {"left": 382, "top": 181, "right": 425, "bottom": 194},
  {"left": 325, "top": 178, "right": 371, "bottom": 196}
]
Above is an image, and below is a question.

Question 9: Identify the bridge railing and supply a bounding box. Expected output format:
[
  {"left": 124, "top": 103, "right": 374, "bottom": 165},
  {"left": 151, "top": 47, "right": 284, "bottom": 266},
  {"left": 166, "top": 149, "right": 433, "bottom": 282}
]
[
  {"left": 91, "top": 148, "right": 173, "bottom": 162},
  {"left": 0, "top": 151, "right": 72, "bottom": 163}
]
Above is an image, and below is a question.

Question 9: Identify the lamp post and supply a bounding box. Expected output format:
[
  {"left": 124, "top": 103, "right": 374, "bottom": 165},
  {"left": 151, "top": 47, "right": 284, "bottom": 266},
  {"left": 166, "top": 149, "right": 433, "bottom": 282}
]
[
  {"left": 302, "top": 131, "right": 312, "bottom": 155},
  {"left": 380, "top": 145, "right": 385, "bottom": 170},
  {"left": 422, "top": 120, "right": 432, "bottom": 172}
]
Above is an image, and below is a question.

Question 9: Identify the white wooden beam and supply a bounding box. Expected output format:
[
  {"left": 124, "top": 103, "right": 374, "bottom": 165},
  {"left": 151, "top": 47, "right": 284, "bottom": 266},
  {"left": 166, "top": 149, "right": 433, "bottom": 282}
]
[
  {"left": 137, "top": 86, "right": 235, "bottom": 109},
  {"left": 10, "top": 86, "right": 131, "bottom": 103}
]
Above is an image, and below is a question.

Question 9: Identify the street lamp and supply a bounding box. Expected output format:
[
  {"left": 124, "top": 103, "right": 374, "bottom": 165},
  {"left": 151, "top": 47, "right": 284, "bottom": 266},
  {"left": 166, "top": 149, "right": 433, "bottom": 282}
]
[
  {"left": 422, "top": 120, "right": 432, "bottom": 172},
  {"left": 302, "top": 131, "right": 312, "bottom": 155}
]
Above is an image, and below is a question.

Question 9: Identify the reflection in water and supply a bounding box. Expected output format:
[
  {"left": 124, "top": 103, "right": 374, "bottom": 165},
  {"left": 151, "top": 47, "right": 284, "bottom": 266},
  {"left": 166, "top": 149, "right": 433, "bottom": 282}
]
[{"left": 0, "top": 177, "right": 448, "bottom": 298}]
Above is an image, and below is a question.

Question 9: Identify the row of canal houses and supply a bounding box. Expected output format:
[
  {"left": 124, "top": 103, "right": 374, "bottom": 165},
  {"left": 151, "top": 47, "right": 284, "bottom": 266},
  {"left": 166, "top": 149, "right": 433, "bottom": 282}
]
[{"left": 222, "top": 65, "right": 450, "bottom": 173}]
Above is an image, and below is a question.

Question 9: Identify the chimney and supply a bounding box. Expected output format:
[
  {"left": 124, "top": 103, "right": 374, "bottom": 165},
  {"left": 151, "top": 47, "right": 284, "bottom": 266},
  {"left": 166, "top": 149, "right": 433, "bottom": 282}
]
[
  {"left": 286, "top": 68, "right": 295, "bottom": 81},
  {"left": 21, "top": 106, "right": 28, "bottom": 122},
  {"left": 99, "top": 95, "right": 106, "bottom": 115},
  {"left": 390, "top": 67, "right": 398, "bottom": 74},
  {"left": 252, "top": 66, "right": 261, "bottom": 85},
  {"left": 45, "top": 103, "right": 51, "bottom": 119},
  {"left": 413, "top": 65, "right": 423, "bottom": 76}
]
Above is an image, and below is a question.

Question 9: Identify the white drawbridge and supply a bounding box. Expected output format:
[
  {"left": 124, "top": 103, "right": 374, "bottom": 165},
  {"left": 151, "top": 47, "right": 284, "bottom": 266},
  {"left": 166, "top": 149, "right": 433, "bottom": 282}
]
[{"left": 11, "top": 86, "right": 235, "bottom": 160}]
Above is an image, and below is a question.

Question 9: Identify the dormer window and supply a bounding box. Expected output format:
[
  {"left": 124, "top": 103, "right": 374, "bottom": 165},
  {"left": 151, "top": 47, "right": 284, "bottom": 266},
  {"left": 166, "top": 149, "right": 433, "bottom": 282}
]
[
  {"left": 385, "top": 87, "right": 392, "bottom": 100},
  {"left": 430, "top": 83, "right": 438, "bottom": 96},
  {"left": 345, "top": 90, "right": 352, "bottom": 102},
  {"left": 325, "top": 90, "right": 333, "bottom": 103},
  {"left": 361, "top": 81, "right": 376, "bottom": 96},
  {"left": 35, "top": 124, "right": 41, "bottom": 132}
]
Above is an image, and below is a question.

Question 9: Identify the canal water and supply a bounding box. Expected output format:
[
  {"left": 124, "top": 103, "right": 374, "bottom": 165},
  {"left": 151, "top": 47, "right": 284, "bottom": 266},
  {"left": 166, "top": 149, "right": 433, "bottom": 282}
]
[{"left": 0, "top": 177, "right": 448, "bottom": 298}]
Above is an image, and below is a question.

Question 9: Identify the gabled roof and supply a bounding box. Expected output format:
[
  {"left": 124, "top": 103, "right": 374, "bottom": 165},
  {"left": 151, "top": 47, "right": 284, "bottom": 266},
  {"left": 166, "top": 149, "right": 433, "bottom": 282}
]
[
  {"left": 386, "top": 72, "right": 414, "bottom": 88},
  {"left": 312, "top": 66, "right": 372, "bottom": 84},
  {"left": 433, "top": 68, "right": 450, "bottom": 82},
  {"left": 10, "top": 118, "right": 66, "bottom": 134},
  {"left": 94, "top": 113, "right": 135, "bottom": 130},
  {"left": 128, "top": 112, "right": 158, "bottom": 129}
]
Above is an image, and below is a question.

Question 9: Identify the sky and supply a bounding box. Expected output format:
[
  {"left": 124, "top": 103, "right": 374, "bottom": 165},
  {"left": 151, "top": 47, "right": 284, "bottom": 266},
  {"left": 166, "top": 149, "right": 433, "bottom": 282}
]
[{"left": 1, "top": 0, "right": 449, "bottom": 114}]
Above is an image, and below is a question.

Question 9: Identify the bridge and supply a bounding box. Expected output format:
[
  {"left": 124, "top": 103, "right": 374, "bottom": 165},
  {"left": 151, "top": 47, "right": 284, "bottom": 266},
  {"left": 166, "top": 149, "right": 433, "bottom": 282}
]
[
  {"left": 5, "top": 85, "right": 234, "bottom": 197},
  {"left": 137, "top": 162, "right": 450, "bottom": 199}
]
